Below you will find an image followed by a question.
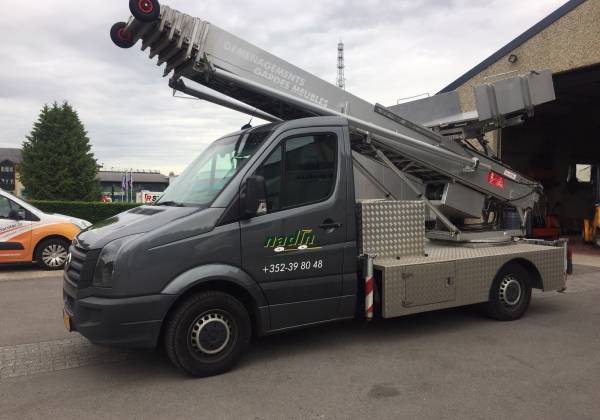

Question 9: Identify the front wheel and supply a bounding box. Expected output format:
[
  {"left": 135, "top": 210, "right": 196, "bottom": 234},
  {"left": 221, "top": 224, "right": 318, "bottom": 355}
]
[
  {"left": 485, "top": 263, "right": 532, "bottom": 321},
  {"left": 35, "top": 238, "right": 70, "bottom": 270},
  {"left": 164, "top": 291, "right": 251, "bottom": 377}
]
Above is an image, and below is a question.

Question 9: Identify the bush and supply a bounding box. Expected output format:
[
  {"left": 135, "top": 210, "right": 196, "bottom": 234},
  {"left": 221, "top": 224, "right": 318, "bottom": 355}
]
[{"left": 28, "top": 200, "right": 141, "bottom": 224}]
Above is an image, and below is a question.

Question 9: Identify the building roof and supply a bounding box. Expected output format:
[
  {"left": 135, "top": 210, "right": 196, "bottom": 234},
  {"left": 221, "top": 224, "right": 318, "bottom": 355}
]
[
  {"left": 97, "top": 171, "right": 169, "bottom": 184},
  {"left": 438, "top": 0, "right": 587, "bottom": 93},
  {"left": 0, "top": 148, "right": 22, "bottom": 164}
]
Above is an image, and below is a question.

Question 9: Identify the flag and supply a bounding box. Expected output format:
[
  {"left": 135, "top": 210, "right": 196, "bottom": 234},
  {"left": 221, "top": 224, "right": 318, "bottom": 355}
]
[
  {"left": 129, "top": 170, "right": 134, "bottom": 202},
  {"left": 121, "top": 173, "right": 127, "bottom": 202}
]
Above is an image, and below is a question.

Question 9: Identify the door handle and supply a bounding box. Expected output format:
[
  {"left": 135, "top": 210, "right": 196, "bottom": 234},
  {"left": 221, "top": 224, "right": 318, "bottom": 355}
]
[{"left": 319, "top": 220, "right": 343, "bottom": 230}]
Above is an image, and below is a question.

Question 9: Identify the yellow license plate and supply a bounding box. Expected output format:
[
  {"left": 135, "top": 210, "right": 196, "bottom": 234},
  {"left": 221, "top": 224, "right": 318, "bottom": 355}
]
[{"left": 63, "top": 310, "right": 72, "bottom": 332}]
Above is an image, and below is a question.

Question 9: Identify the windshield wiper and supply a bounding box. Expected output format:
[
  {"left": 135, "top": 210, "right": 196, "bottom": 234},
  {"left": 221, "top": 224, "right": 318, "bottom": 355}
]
[{"left": 155, "top": 201, "right": 185, "bottom": 207}]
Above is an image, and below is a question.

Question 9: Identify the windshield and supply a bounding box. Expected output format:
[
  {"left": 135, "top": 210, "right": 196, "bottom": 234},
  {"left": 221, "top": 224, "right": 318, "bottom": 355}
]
[{"left": 156, "top": 126, "right": 276, "bottom": 206}]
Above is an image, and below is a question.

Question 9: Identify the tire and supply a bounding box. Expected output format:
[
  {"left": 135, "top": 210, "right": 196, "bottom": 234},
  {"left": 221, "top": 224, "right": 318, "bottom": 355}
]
[
  {"left": 164, "top": 291, "right": 251, "bottom": 377},
  {"left": 35, "top": 238, "right": 70, "bottom": 270},
  {"left": 484, "top": 262, "right": 532, "bottom": 321},
  {"left": 110, "top": 22, "right": 135, "bottom": 49},
  {"left": 129, "top": 0, "right": 161, "bottom": 22},
  {"left": 594, "top": 232, "right": 600, "bottom": 248}
]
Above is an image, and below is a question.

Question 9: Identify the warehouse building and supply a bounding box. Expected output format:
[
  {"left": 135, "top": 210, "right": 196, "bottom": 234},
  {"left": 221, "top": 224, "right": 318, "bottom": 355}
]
[{"left": 437, "top": 0, "right": 600, "bottom": 235}]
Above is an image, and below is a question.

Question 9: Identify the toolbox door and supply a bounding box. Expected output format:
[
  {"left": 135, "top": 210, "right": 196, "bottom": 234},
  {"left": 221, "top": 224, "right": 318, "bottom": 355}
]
[{"left": 402, "top": 262, "right": 456, "bottom": 308}]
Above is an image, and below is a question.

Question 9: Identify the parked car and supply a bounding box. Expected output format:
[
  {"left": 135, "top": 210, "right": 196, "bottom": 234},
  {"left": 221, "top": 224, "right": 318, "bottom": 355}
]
[{"left": 0, "top": 189, "right": 91, "bottom": 269}]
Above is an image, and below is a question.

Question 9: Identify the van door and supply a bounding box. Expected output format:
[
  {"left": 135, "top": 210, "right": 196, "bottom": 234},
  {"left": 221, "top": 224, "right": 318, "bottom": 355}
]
[
  {"left": 240, "top": 127, "right": 348, "bottom": 331},
  {"left": 0, "top": 195, "right": 33, "bottom": 263}
]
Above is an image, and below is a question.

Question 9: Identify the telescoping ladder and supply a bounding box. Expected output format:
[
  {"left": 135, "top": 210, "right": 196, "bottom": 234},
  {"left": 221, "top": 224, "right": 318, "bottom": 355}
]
[{"left": 112, "top": 1, "right": 545, "bottom": 238}]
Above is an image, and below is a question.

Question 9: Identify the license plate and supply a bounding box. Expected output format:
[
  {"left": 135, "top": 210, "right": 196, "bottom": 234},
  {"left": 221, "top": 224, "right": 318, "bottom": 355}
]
[{"left": 63, "top": 310, "right": 72, "bottom": 332}]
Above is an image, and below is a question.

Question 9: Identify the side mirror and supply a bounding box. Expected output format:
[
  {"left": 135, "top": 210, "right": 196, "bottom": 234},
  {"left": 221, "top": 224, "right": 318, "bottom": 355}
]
[{"left": 242, "top": 175, "right": 267, "bottom": 218}]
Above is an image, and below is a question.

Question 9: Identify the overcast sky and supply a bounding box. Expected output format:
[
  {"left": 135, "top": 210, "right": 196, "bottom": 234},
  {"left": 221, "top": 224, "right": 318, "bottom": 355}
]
[{"left": 0, "top": 0, "right": 566, "bottom": 175}]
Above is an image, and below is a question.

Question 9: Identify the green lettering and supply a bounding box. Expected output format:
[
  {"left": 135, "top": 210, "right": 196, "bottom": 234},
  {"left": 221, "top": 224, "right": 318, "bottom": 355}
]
[{"left": 264, "top": 236, "right": 277, "bottom": 248}]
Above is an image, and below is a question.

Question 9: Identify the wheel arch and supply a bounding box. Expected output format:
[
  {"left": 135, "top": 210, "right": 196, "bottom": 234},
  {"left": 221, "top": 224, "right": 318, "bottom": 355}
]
[
  {"left": 160, "top": 264, "right": 269, "bottom": 340},
  {"left": 499, "top": 258, "right": 543, "bottom": 290},
  {"left": 33, "top": 234, "right": 71, "bottom": 260}
]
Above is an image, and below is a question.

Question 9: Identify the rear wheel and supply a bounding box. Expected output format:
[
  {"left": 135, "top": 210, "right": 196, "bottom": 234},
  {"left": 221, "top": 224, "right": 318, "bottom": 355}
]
[
  {"left": 129, "top": 0, "right": 161, "bottom": 22},
  {"left": 485, "top": 263, "right": 532, "bottom": 321},
  {"left": 164, "top": 291, "right": 251, "bottom": 377},
  {"left": 110, "top": 22, "right": 135, "bottom": 49},
  {"left": 35, "top": 238, "right": 70, "bottom": 270}
]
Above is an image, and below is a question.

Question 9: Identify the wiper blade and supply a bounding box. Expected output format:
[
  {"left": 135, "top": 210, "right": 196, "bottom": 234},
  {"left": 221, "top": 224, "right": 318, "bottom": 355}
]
[{"left": 155, "top": 201, "right": 185, "bottom": 207}]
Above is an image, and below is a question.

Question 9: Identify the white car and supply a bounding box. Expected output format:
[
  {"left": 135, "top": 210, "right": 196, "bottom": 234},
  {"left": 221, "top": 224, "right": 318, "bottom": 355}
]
[{"left": 0, "top": 189, "right": 91, "bottom": 269}]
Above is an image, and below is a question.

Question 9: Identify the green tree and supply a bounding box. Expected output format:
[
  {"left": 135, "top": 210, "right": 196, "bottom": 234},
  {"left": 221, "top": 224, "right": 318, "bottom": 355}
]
[{"left": 20, "top": 102, "right": 101, "bottom": 201}]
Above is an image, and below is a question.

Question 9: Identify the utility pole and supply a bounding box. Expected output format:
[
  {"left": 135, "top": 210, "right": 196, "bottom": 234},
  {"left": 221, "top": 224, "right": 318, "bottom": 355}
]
[{"left": 337, "top": 40, "right": 346, "bottom": 90}]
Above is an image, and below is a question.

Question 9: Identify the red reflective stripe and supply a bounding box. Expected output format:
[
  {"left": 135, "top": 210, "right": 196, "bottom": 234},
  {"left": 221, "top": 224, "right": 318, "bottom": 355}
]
[
  {"left": 365, "top": 277, "right": 374, "bottom": 294},
  {"left": 366, "top": 306, "right": 374, "bottom": 313}
]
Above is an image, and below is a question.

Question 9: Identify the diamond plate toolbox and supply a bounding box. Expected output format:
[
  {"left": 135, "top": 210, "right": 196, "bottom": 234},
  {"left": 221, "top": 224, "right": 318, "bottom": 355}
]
[{"left": 357, "top": 200, "right": 425, "bottom": 259}]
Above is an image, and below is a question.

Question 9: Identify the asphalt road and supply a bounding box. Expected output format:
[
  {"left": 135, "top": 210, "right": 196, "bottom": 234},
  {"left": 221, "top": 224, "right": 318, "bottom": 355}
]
[{"left": 0, "top": 267, "right": 599, "bottom": 420}]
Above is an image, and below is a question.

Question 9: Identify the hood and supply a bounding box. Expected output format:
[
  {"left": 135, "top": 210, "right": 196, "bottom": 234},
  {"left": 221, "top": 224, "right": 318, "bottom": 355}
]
[
  {"left": 43, "top": 212, "right": 92, "bottom": 230},
  {"left": 76, "top": 205, "right": 198, "bottom": 249}
]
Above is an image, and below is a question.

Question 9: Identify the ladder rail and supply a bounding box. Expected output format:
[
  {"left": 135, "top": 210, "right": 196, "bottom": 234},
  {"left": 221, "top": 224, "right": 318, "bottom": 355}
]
[{"left": 117, "top": 4, "right": 542, "bottom": 213}]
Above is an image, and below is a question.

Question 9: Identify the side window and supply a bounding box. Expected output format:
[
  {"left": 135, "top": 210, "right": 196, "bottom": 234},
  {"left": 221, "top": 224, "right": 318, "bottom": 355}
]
[
  {"left": 0, "top": 197, "right": 11, "bottom": 219},
  {"left": 254, "top": 133, "right": 337, "bottom": 213}
]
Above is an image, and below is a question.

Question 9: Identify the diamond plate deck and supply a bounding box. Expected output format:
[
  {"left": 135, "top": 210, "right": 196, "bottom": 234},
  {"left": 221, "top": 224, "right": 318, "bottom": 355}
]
[{"left": 376, "top": 241, "right": 565, "bottom": 318}]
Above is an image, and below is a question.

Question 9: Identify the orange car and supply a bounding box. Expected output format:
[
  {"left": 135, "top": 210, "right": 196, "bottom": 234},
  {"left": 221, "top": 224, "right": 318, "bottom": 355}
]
[{"left": 0, "top": 189, "right": 91, "bottom": 269}]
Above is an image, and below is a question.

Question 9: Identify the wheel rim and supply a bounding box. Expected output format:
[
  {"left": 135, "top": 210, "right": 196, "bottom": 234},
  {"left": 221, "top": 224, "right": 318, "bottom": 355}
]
[
  {"left": 499, "top": 274, "right": 522, "bottom": 307},
  {"left": 190, "top": 311, "right": 233, "bottom": 355},
  {"left": 138, "top": 0, "right": 154, "bottom": 14},
  {"left": 117, "top": 27, "right": 132, "bottom": 42},
  {"left": 41, "top": 244, "right": 68, "bottom": 268}
]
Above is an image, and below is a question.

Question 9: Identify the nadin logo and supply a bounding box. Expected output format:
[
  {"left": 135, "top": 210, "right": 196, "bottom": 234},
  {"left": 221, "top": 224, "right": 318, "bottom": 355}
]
[{"left": 264, "top": 228, "right": 320, "bottom": 253}]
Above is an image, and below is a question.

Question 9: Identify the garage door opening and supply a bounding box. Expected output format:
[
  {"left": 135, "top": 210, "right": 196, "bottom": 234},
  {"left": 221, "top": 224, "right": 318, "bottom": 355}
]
[{"left": 500, "top": 64, "right": 600, "bottom": 243}]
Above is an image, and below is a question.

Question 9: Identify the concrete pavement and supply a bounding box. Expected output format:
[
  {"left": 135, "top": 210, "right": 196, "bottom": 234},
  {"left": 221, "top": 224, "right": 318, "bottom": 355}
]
[{"left": 0, "top": 267, "right": 599, "bottom": 419}]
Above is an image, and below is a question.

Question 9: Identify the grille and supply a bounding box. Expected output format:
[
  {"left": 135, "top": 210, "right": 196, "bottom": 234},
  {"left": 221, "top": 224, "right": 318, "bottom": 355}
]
[{"left": 65, "top": 245, "right": 87, "bottom": 285}]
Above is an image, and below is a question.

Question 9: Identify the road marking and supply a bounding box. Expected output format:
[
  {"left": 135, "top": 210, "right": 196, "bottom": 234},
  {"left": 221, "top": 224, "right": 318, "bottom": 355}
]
[{"left": 0, "top": 337, "right": 131, "bottom": 381}]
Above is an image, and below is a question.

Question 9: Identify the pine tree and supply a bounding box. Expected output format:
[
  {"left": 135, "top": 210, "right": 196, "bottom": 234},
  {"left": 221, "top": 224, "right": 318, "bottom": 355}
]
[{"left": 20, "top": 102, "right": 101, "bottom": 201}]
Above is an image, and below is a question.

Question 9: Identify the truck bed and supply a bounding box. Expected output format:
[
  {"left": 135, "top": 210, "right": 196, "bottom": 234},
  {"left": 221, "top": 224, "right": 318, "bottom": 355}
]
[{"left": 374, "top": 241, "right": 565, "bottom": 318}]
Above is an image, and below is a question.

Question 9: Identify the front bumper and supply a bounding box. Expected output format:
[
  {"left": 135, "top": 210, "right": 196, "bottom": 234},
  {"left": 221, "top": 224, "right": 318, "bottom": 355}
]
[{"left": 63, "top": 277, "right": 177, "bottom": 348}]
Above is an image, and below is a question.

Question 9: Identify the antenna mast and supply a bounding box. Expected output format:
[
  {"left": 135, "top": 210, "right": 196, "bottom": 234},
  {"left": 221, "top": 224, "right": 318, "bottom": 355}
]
[{"left": 337, "top": 40, "right": 346, "bottom": 90}]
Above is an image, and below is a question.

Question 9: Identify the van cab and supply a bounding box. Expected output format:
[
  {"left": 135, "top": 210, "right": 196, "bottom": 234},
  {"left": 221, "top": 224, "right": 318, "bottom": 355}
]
[{"left": 0, "top": 189, "right": 91, "bottom": 269}]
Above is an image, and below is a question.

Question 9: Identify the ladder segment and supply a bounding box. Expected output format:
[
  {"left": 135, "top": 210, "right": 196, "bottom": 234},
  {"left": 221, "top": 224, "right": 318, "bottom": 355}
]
[{"left": 112, "top": 1, "right": 543, "bottom": 217}]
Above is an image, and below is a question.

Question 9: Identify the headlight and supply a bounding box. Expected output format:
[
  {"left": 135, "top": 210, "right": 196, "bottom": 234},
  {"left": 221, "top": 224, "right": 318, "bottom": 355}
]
[
  {"left": 71, "top": 219, "right": 92, "bottom": 230},
  {"left": 93, "top": 235, "right": 140, "bottom": 287}
]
